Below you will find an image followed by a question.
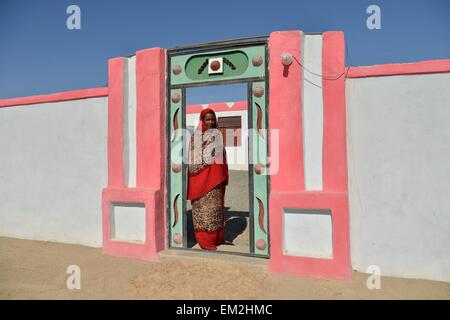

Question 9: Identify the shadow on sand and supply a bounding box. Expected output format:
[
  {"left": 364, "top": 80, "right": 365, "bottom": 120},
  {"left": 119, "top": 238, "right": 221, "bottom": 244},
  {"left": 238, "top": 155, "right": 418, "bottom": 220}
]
[{"left": 186, "top": 207, "right": 248, "bottom": 250}]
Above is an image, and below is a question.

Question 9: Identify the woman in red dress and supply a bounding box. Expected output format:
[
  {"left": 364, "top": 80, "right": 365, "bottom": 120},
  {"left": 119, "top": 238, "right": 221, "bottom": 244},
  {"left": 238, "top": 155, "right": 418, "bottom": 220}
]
[{"left": 187, "top": 108, "right": 228, "bottom": 250}]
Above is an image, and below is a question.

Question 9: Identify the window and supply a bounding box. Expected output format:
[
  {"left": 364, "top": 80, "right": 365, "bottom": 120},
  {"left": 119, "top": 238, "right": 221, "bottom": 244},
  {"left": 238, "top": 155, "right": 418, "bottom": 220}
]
[{"left": 218, "top": 116, "right": 242, "bottom": 147}]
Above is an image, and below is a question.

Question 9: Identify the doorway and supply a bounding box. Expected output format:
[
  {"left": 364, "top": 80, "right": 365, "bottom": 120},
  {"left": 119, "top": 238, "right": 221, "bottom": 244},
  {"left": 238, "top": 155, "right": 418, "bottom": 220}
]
[
  {"left": 185, "top": 84, "right": 249, "bottom": 254},
  {"left": 167, "top": 39, "right": 270, "bottom": 257}
]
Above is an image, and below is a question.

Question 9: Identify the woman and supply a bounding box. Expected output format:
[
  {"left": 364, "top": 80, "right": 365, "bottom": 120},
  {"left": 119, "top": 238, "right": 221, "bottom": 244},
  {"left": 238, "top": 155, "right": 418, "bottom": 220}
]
[{"left": 187, "top": 108, "right": 228, "bottom": 250}]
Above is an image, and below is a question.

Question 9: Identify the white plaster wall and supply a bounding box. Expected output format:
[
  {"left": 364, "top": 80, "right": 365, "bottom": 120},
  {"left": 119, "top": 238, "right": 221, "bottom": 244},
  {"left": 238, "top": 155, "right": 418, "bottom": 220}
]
[
  {"left": 110, "top": 202, "right": 145, "bottom": 243},
  {"left": 123, "top": 56, "right": 137, "bottom": 188},
  {"left": 346, "top": 73, "right": 450, "bottom": 282},
  {"left": 0, "top": 97, "right": 108, "bottom": 247},
  {"left": 283, "top": 209, "right": 332, "bottom": 259},
  {"left": 302, "top": 34, "right": 324, "bottom": 191}
]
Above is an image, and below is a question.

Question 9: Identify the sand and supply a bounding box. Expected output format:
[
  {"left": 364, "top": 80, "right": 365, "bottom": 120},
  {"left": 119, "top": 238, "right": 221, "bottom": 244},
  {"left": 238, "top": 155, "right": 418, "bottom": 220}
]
[{"left": 1, "top": 237, "right": 449, "bottom": 300}]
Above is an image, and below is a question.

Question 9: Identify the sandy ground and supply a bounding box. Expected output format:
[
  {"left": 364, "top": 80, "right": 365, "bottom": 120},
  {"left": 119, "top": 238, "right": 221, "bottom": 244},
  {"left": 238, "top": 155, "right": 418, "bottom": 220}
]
[{"left": 1, "top": 236, "right": 449, "bottom": 300}]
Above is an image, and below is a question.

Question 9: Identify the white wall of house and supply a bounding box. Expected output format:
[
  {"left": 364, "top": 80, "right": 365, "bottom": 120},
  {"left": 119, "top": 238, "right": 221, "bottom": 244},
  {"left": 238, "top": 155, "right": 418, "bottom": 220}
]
[
  {"left": 0, "top": 97, "right": 108, "bottom": 247},
  {"left": 346, "top": 72, "right": 450, "bottom": 282}
]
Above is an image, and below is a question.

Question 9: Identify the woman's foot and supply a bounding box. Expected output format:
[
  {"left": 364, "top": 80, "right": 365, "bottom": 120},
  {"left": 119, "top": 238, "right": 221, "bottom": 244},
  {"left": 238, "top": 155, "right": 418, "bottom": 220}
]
[{"left": 200, "top": 246, "right": 217, "bottom": 250}]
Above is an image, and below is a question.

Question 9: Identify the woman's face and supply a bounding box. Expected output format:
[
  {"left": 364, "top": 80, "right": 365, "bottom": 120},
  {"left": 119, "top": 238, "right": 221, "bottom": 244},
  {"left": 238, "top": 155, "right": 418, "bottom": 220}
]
[{"left": 203, "top": 112, "right": 217, "bottom": 129}]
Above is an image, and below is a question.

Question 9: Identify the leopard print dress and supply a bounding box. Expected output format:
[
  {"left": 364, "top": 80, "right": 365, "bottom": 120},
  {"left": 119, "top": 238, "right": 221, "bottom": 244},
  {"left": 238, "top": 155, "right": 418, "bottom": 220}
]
[{"left": 188, "top": 130, "right": 226, "bottom": 232}]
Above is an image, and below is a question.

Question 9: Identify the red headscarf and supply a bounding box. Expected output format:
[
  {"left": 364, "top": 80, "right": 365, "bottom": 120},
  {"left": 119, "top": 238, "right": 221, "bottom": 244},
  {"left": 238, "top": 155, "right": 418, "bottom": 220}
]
[
  {"left": 187, "top": 108, "right": 228, "bottom": 201},
  {"left": 198, "top": 108, "right": 213, "bottom": 132}
]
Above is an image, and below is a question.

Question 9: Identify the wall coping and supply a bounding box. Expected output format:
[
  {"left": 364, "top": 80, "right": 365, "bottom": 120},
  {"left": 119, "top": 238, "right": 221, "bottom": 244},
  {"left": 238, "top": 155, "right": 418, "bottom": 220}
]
[
  {"left": 347, "top": 59, "right": 450, "bottom": 78},
  {"left": 0, "top": 87, "right": 108, "bottom": 108},
  {"left": 1, "top": 58, "right": 449, "bottom": 108}
]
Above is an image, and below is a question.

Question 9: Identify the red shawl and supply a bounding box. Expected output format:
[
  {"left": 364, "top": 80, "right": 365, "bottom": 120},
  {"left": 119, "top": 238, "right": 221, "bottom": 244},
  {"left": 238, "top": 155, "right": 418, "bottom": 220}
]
[{"left": 187, "top": 108, "right": 228, "bottom": 201}]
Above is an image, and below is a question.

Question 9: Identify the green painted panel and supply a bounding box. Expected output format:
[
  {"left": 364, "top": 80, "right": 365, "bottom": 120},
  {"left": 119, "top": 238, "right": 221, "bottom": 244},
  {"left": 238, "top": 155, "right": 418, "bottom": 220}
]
[
  {"left": 170, "top": 89, "right": 183, "bottom": 247},
  {"left": 171, "top": 46, "right": 265, "bottom": 86},
  {"left": 185, "top": 51, "right": 248, "bottom": 81},
  {"left": 252, "top": 81, "right": 269, "bottom": 256}
]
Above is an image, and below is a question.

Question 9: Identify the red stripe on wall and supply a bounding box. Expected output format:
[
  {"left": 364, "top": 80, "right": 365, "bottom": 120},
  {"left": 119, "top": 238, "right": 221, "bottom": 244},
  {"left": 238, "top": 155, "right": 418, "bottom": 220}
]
[
  {"left": 0, "top": 87, "right": 108, "bottom": 108},
  {"left": 135, "top": 48, "right": 166, "bottom": 189},
  {"left": 322, "top": 31, "right": 351, "bottom": 278},
  {"left": 268, "top": 31, "right": 304, "bottom": 192},
  {"left": 107, "top": 58, "right": 125, "bottom": 188},
  {"left": 322, "top": 31, "right": 348, "bottom": 192},
  {"left": 347, "top": 59, "right": 450, "bottom": 78}
]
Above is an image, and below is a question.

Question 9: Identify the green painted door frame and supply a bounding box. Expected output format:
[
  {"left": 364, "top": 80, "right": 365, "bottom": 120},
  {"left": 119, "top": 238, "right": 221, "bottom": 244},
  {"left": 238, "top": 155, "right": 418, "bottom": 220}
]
[{"left": 167, "top": 38, "right": 270, "bottom": 257}]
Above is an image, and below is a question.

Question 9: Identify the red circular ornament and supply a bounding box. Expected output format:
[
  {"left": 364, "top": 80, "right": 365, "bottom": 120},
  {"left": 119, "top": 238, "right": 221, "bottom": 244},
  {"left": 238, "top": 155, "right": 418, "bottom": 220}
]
[
  {"left": 171, "top": 93, "right": 180, "bottom": 103},
  {"left": 172, "top": 64, "right": 182, "bottom": 75},
  {"left": 252, "top": 56, "right": 263, "bottom": 67},
  {"left": 210, "top": 60, "right": 221, "bottom": 71},
  {"left": 256, "top": 239, "right": 267, "bottom": 250},
  {"left": 253, "top": 87, "right": 264, "bottom": 97},
  {"left": 172, "top": 163, "right": 182, "bottom": 173},
  {"left": 173, "top": 233, "right": 182, "bottom": 244},
  {"left": 254, "top": 163, "right": 265, "bottom": 175}
]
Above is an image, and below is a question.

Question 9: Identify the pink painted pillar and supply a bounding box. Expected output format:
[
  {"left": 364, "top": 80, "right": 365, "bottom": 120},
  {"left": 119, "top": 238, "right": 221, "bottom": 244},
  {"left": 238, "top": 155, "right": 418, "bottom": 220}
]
[
  {"left": 268, "top": 31, "right": 305, "bottom": 192},
  {"left": 107, "top": 58, "right": 126, "bottom": 188},
  {"left": 322, "top": 32, "right": 348, "bottom": 192},
  {"left": 267, "top": 30, "right": 351, "bottom": 280},
  {"left": 135, "top": 47, "right": 167, "bottom": 254},
  {"left": 136, "top": 48, "right": 166, "bottom": 191},
  {"left": 102, "top": 48, "right": 167, "bottom": 261}
]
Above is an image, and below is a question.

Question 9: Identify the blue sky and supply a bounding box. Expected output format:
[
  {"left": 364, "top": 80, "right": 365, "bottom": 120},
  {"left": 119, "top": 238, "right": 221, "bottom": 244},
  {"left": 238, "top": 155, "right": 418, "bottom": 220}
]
[{"left": 0, "top": 0, "right": 449, "bottom": 99}]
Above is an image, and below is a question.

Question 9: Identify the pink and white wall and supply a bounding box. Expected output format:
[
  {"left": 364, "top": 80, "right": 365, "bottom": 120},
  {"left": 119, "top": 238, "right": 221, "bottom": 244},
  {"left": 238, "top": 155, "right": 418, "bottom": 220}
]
[{"left": 1, "top": 30, "right": 449, "bottom": 282}]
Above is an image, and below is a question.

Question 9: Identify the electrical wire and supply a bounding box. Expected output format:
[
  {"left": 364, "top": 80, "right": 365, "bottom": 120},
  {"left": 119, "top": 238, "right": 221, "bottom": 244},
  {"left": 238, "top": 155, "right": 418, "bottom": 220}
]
[{"left": 290, "top": 36, "right": 357, "bottom": 81}]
